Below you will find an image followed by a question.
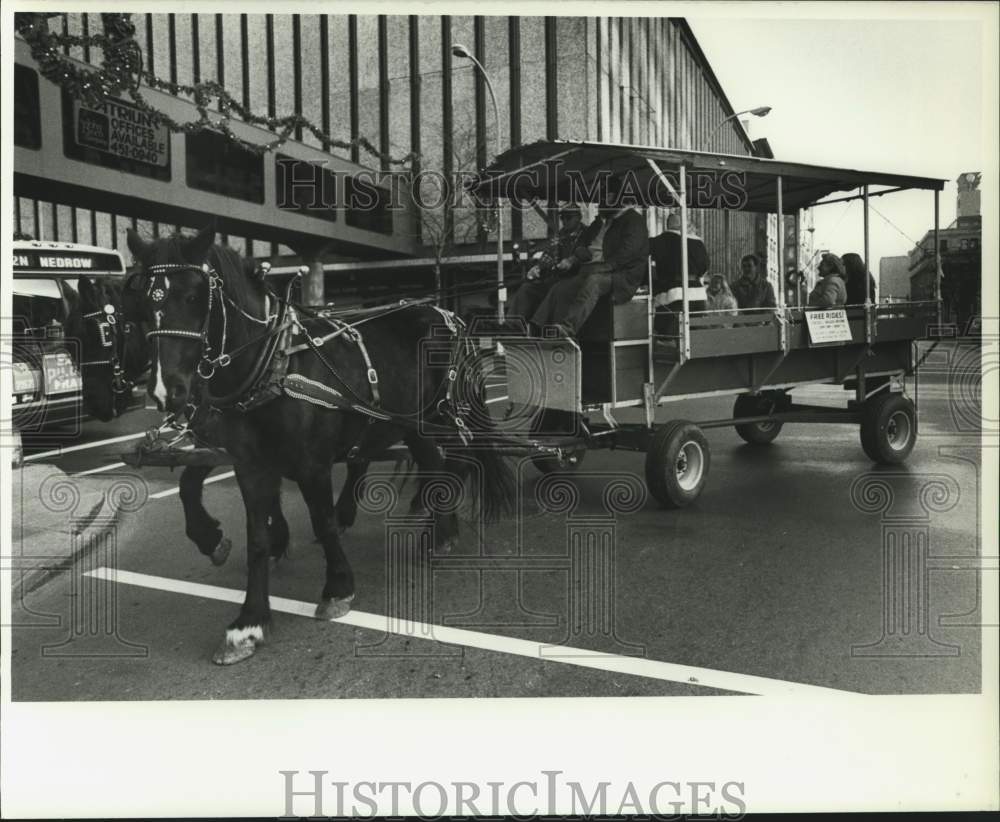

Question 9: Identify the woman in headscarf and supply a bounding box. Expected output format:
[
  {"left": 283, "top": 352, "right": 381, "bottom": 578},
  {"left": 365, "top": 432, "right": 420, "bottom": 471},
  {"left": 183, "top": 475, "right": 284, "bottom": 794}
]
[
  {"left": 808, "top": 253, "right": 848, "bottom": 308},
  {"left": 842, "top": 252, "right": 877, "bottom": 305}
]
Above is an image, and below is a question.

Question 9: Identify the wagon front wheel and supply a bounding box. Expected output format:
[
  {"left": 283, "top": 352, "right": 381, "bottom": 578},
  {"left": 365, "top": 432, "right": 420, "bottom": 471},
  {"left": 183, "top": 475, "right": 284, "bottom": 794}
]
[
  {"left": 860, "top": 393, "right": 917, "bottom": 464},
  {"left": 645, "top": 420, "right": 710, "bottom": 508}
]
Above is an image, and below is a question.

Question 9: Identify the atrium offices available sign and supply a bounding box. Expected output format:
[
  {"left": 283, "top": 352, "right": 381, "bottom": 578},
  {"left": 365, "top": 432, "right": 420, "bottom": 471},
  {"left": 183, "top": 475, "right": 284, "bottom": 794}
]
[{"left": 63, "top": 91, "right": 171, "bottom": 181}]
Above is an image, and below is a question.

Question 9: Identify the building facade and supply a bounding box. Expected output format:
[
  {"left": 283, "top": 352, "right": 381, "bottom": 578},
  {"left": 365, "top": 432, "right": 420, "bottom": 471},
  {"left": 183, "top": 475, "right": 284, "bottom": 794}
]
[
  {"left": 14, "top": 13, "right": 770, "bottom": 303},
  {"left": 909, "top": 172, "right": 982, "bottom": 331}
]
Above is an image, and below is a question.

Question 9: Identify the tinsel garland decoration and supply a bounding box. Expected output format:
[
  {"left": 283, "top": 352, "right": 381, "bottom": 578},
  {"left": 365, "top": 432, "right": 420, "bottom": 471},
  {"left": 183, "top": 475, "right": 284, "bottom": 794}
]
[{"left": 14, "top": 12, "right": 420, "bottom": 166}]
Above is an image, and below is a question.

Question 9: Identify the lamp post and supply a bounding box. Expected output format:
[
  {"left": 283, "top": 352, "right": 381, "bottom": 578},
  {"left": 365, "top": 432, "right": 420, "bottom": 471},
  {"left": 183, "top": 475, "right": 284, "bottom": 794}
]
[
  {"left": 706, "top": 106, "right": 772, "bottom": 150},
  {"left": 452, "top": 43, "right": 505, "bottom": 323}
]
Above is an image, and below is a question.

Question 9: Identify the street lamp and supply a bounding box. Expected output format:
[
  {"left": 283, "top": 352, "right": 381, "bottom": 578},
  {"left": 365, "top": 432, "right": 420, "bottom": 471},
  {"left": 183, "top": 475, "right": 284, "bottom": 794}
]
[
  {"left": 452, "top": 43, "right": 506, "bottom": 323},
  {"left": 706, "top": 106, "right": 772, "bottom": 150}
]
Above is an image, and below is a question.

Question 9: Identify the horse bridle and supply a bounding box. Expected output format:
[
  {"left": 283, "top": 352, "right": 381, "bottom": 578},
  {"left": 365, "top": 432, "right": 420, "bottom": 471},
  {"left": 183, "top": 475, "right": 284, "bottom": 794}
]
[
  {"left": 141, "top": 262, "right": 281, "bottom": 410},
  {"left": 78, "top": 300, "right": 133, "bottom": 395}
]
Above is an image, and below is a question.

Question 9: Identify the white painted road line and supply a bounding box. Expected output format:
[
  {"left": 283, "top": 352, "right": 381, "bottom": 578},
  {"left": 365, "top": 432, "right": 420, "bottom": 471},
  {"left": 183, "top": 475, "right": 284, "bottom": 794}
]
[
  {"left": 76, "top": 461, "right": 127, "bottom": 476},
  {"left": 24, "top": 431, "right": 146, "bottom": 462},
  {"left": 85, "top": 567, "right": 860, "bottom": 698},
  {"left": 150, "top": 470, "right": 236, "bottom": 499}
]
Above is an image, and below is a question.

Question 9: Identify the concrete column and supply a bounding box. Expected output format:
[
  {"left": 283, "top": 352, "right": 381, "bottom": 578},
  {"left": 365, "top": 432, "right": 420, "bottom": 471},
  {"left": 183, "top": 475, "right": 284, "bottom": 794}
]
[{"left": 298, "top": 248, "right": 327, "bottom": 305}]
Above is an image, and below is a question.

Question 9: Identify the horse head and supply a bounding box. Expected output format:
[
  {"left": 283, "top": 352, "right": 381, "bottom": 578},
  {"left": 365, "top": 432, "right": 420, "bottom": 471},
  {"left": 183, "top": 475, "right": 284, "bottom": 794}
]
[{"left": 126, "top": 224, "right": 270, "bottom": 416}]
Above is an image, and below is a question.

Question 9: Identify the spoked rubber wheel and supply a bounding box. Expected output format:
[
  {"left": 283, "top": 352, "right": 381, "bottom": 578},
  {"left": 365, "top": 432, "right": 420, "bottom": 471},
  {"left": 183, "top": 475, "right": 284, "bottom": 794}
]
[
  {"left": 860, "top": 392, "right": 917, "bottom": 464},
  {"left": 644, "top": 420, "right": 710, "bottom": 508},
  {"left": 530, "top": 408, "right": 586, "bottom": 474},
  {"left": 733, "top": 393, "right": 784, "bottom": 445}
]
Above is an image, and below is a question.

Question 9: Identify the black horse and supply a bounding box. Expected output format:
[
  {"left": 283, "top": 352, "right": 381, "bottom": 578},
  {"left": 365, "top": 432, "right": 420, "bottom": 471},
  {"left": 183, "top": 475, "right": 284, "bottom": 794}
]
[
  {"left": 63, "top": 275, "right": 144, "bottom": 422},
  {"left": 126, "top": 226, "right": 514, "bottom": 664}
]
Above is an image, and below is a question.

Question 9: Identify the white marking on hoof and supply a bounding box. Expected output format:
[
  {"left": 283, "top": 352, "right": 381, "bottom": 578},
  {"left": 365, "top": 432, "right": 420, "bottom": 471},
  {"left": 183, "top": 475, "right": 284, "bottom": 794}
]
[
  {"left": 226, "top": 624, "right": 264, "bottom": 645},
  {"left": 314, "top": 594, "right": 355, "bottom": 621},
  {"left": 212, "top": 624, "right": 265, "bottom": 665},
  {"left": 209, "top": 537, "right": 232, "bottom": 566}
]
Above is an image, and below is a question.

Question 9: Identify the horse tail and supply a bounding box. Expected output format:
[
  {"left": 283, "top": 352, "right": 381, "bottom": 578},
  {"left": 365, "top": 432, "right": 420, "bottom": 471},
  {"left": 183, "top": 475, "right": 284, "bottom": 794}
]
[
  {"left": 445, "top": 437, "right": 517, "bottom": 525},
  {"left": 442, "top": 351, "right": 517, "bottom": 524}
]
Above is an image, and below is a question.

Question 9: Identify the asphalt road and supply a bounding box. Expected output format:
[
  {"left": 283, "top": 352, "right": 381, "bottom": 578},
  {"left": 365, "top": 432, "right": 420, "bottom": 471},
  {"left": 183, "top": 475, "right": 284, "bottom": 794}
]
[{"left": 9, "top": 340, "right": 987, "bottom": 699}]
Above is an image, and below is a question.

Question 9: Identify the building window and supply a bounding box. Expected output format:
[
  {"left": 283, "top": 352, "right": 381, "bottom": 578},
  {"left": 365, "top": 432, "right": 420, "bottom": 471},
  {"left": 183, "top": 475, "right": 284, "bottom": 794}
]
[
  {"left": 14, "top": 64, "right": 42, "bottom": 150},
  {"left": 186, "top": 128, "right": 264, "bottom": 203},
  {"left": 275, "top": 154, "right": 337, "bottom": 223},
  {"left": 939, "top": 239, "right": 948, "bottom": 251},
  {"left": 345, "top": 175, "right": 393, "bottom": 235}
]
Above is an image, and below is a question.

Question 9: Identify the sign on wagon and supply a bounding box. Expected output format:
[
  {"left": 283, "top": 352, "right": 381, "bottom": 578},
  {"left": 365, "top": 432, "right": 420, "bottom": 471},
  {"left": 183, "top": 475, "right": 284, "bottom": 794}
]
[{"left": 805, "top": 308, "right": 854, "bottom": 345}]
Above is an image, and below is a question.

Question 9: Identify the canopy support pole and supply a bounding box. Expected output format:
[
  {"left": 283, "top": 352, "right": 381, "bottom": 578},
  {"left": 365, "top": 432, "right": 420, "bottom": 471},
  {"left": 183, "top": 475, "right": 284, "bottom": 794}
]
[
  {"left": 863, "top": 184, "right": 872, "bottom": 345},
  {"left": 776, "top": 175, "right": 787, "bottom": 352},
  {"left": 934, "top": 189, "right": 942, "bottom": 330},
  {"left": 680, "top": 164, "right": 690, "bottom": 361}
]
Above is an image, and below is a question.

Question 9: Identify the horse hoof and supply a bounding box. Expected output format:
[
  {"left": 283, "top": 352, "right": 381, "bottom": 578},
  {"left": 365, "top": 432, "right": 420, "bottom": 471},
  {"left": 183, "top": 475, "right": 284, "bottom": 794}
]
[
  {"left": 209, "top": 537, "right": 232, "bottom": 567},
  {"left": 211, "top": 625, "right": 264, "bottom": 665},
  {"left": 315, "top": 594, "right": 354, "bottom": 621},
  {"left": 438, "top": 536, "right": 459, "bottom": 554}
]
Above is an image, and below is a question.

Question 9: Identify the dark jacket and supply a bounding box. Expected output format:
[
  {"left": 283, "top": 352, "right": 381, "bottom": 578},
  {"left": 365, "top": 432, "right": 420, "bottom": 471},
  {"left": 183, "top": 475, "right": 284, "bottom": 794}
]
[
  {"left": 843, "top": 255, "right": 877, "bottom": 305},
  {"left": 732, "top": 275, "right": 777, "bottom": 309},
  {"left": 602, "top": 208, "right": 650, "bottom": 304},
  {"left": 534, "top": 221, "right": 596, "bottom": 277},
  {"left": 808, "top": 274, "right": 848, "bottom": 308},
  {"left": 649, "top": 230, "right": 710, "bottom": 292}
]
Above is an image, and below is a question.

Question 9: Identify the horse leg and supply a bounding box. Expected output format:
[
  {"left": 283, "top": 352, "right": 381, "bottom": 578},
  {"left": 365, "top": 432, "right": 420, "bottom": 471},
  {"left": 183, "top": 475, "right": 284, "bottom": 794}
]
[
  {"left": 299, "top": 469, "right": 356, "bottom": 620},
  {"left": 179, "top": 465, "right": 231, "bottom": 566},
  {"left": 334, "top": 460, "right": 368, "bottom": 533},
  {"left": 212, "top": 462, "right": 280, "bottom": 665},
  {"left": 404, "top": 432, "right": 460, "bottom": 553},
  {"left": 268, "top": 495, "right": 291, "bottom": 561}
]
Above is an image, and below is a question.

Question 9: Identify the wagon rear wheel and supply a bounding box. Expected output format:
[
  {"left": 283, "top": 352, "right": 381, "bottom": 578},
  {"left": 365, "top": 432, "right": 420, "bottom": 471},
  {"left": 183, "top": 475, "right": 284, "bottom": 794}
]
[
  {"left": 860, "top": 392, "right": 917, "bottom": 464},
  {"left": 645, "top": 420, "right": 710, "bottom": 508},
  {"left": 733, "top": 394, "right": 784, "bottom": 445}
]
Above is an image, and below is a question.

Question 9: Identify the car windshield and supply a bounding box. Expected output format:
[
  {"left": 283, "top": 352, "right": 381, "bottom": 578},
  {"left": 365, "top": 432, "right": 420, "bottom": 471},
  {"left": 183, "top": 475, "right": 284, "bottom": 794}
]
[{"left": 12, "top": 276, "right": 70, "bottom": 364}]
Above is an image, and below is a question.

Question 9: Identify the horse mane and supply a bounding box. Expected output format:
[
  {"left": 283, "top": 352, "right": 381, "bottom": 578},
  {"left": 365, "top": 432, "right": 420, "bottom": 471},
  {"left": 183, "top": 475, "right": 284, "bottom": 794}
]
[{"left": 206, "top": 242, "right": 263, "bottom": 308}]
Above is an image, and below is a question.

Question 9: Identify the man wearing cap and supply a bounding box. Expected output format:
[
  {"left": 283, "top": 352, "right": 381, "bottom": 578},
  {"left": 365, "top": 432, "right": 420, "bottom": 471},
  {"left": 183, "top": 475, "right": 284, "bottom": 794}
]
[
  {"left": 507, "top": 204, "right": 598, "bottom": 323},
  {"left": 531, "top": 190, "right": 649, "bottom": 337}
]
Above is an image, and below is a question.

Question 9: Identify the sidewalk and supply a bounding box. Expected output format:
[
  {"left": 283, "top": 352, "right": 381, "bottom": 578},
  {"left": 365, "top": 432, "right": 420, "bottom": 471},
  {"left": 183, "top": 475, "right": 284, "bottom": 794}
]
[{"left": 8, "top": 464, "right": 145, "bottom": 593}]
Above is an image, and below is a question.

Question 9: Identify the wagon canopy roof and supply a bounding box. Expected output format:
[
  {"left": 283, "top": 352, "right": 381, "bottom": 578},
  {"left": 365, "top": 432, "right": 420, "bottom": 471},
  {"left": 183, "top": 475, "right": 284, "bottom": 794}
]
[{"left": 468, "top": 140, "right": 946, "bottom": 213}]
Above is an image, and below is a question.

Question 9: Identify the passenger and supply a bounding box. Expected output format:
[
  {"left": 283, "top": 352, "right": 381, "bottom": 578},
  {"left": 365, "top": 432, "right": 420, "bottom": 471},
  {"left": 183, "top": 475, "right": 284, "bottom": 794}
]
[
  {"left": 706, "top": 274, "right": 739, "bottom": 316},
  {"left": 531, "top": 190, "right": 649, "bottom": 337},
  {"left": 507, "top": 204, "right": 597, "bottom": 324},
  {"left": 650, "top": 212, "right": 710, "bottom": 313},
  {"left": 807, "top": 253, "right": 848, "bottom": 308},
  {"left": 842, "top": 252, "right": 877, "bottom": 305},
  {"left": 731, "top": 254, "right": 777, "bottom": 309}
]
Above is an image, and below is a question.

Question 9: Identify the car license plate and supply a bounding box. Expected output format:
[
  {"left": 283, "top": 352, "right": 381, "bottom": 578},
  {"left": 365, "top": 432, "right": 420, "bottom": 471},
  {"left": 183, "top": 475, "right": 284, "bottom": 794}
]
[
  {"left": 42, "top": 351, "right": 82, "bottom": 396},
  {"left": 12, "top": 362, "right": 41, "bottom": 394}
]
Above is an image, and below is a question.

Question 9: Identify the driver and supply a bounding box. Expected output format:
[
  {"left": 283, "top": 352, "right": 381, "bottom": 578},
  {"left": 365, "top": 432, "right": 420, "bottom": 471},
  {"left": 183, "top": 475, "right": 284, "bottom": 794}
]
[{"left": 506, "top": 204, "right": 597, "bottom": 325}]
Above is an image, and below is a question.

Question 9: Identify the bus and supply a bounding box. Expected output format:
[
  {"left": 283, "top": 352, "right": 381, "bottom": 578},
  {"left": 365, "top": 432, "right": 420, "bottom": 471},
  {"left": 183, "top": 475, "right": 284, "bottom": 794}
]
[{"left": 9, "top": 239, "right": 139, "bottom": 444}]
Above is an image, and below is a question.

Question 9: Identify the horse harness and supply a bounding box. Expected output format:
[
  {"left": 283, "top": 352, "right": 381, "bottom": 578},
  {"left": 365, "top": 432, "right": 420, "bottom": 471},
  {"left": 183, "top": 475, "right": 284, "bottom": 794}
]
[
  {"left": 79, "top": 300, "right": 133, "bottom": 395},
  {"left": 141, "top": 263, "right": 474, "bottom": 446}
]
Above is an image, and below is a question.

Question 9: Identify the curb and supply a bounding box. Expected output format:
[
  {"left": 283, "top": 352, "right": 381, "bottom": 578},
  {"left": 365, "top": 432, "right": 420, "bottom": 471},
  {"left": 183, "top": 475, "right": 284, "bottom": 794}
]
[{"left": 10, "top": 465, "right": 137, "bottom": 594}]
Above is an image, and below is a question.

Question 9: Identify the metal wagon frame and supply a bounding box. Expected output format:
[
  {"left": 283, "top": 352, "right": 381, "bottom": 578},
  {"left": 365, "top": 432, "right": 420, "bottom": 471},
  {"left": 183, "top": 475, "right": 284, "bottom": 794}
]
[{"left": 470, "top": 140, "right": 946, "bottom": 506}]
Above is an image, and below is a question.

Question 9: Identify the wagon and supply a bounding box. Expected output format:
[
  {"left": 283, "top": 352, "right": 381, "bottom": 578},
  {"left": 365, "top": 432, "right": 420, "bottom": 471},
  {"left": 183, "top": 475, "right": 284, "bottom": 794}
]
[{"left": 467, "top": 140, "right": 946, "bottom": 507}]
